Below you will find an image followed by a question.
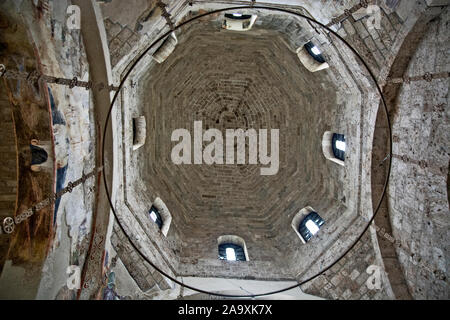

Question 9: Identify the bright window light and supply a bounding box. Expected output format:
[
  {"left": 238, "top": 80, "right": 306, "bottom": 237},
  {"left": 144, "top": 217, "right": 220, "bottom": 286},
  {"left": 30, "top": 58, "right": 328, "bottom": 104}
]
[
  {"left": 336, "top": 140, "right": 346, "bottom": 152},
  {"left": 232, "top": 13, "right": 242, "bottom": 17},
  {"left": 150, "top": 211, "right": 157, "bottom": 222},
  {"left": 305, "top": 220, "right": 320, "bottom": 235},
  {"left": 226, "top": 247, "right": 236, "bottom": 261},
  {"left": 311, "top": 46, "right": 321, "bottom": 56}
]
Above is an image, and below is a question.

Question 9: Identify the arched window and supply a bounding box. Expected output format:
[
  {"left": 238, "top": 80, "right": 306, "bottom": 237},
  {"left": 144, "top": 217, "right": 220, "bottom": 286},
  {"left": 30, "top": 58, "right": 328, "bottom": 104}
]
[
  {"left": 332, "top": 133, "right": 346, "bottom": 161},
  {"left": 149, "top": 197, "right": 172, "bottom": 236},
  {"left": 322, "top": 131, "right": 345, "bottom": 166},
  {"left": 152, "top": 32, "right": 178, "bottom": 64},
  {"left": 218, "top": 243, "right": 246, "bottom": 261},
  {"left": 298, "top": 212, "right": 325, "bottom": 243},
  {"left": 217, "top": 235, "right": 249, "bottom": 261},
  {"left": 132, "top": 116, "right": 146, "bottom": 151},
  {"left": 224, "top": 13, "right": 253, "bottom": 20},
  {"left": 296, "top": 41, "right": 329, "bottom": 72},
  {"left": 149, "top": 205, "right": 163, "bottom": 230},
  {"left": 304, "top": 41, "right": 326, "bottom": 64},
  {"left": 292, "top": 206, "right": 325, "bottom": 244},
  {"left": 222, "top": 13, "right": 257, "bottom": 31}
]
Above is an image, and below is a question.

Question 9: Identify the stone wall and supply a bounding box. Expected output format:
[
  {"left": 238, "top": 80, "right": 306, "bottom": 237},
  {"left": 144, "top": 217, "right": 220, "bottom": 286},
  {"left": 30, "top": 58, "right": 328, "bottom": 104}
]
[
  {"left": 100, "top": 0, "right": 189, "bottom": 70},
  {"left": 110, "top": 223, "right": 173, "bottom": 293},
  {"left": 0, "top": 88, "right": 17, "bottom": 220},
  {"left": 387, "top": 7, "right": 449, "bottom": 299},
  {"left": 334, "top": 1, "right": 405, "bottom": 80},
  {"left": 0, "top": 80, "right": 17, "bottom": 273},
  {"left": 300, "top": 232, "right": 392, "bottom": 300}
]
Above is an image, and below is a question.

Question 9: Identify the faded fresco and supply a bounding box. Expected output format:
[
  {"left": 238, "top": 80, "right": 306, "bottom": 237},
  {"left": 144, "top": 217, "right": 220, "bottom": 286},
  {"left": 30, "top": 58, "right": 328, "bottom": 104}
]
[{"left": 0, "top": 0, "right": 97, "bottom": 299}]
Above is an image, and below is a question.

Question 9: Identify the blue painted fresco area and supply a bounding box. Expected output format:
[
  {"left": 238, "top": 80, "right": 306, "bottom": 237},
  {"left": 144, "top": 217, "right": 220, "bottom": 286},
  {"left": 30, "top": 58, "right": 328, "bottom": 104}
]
[
  {"left": 16, "top": 63, "right": 24, "bottom": 95},
  {"left": 103, "top": 271, "right": 123, "bottom": 300},
  {"left": 49, "top": 87, "right": 66, "bottom": 126},
  {"left": 54, "top": 166, "right": 67, "bottom": 224},
  {"left": 48, "top": 87, "right": 68, "bottom": 225}
]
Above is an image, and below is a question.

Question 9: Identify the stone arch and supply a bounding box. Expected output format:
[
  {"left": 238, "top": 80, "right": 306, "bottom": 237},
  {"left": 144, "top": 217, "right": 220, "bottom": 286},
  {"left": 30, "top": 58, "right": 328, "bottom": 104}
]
[{"left": 370, "top": 6, "right": 448, "bottom": 300}]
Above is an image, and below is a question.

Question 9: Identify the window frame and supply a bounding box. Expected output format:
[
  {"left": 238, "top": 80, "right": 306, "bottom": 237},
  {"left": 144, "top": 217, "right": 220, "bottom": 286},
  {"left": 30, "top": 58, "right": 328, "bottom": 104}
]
[
  {"left": 332, "top": 133, "right": 346, "bottom": 162},
  {"left": 304, "top": 41, "right": 326, "bottom": 64},
  {"left": 322, "top": 131, "right": 346, "bottom": 166},
  {"left": 224, "top": 13, "right": 253, "bottom": 20},
  {"left": 217, "top": 235, "right": 249, "bottom": 262},
  {"left": 132, "top": 116, "right": 146, "bottom": 151},
  {"left": 292, "top": 206, "right": 325, "bottom": 244},
  {"left": 149, "top": 205, "right": 163, "bottom": 230},
  {"left": 218, "top": 243, "right": 247, "bottom": 261},
  {"left": 222, "top": 13, "right": 257, "bottom": 31},
  {"left": 298, "top": 211, "right": 325, "bottom": 243}
]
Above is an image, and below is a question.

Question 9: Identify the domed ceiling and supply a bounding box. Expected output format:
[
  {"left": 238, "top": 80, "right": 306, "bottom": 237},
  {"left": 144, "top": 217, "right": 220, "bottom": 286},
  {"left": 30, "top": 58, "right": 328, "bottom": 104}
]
[{"left": 121, "top": 9, "right": 376, "bottom": 282}]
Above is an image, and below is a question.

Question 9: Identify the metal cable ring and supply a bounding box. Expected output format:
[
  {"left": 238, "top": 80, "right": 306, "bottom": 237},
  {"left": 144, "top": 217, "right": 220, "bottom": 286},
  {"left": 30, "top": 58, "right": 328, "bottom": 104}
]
[{"left": 2, "top": 217, "right": 15, "bottom": 234}]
